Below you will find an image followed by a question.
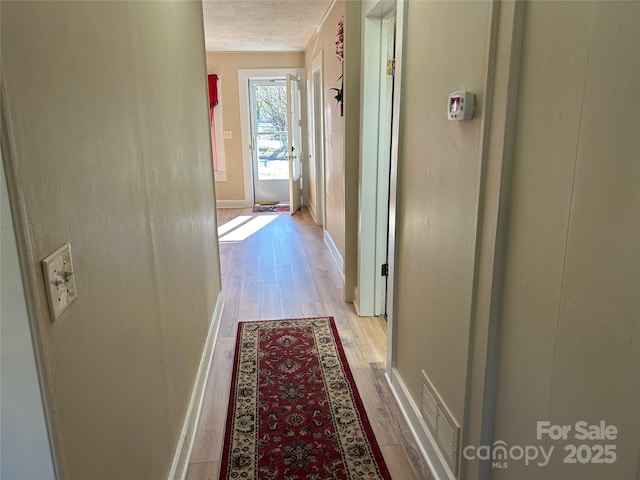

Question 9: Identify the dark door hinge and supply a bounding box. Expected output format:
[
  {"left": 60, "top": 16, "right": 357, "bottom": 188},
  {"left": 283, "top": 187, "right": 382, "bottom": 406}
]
[{"left": 381, "top": 263, "right": 389, "bottom": 276}]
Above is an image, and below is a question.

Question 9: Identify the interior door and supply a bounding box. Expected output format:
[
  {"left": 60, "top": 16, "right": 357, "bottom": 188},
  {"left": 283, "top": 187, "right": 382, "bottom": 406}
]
[
  {"left": 286, "top": 74, "right": 302, "bottom": 214},
  {"left": 249, "top": 79, "right": 289, "bottom": 204},
  {"left": 375, "top": 15, "right": 396, "bottom": 316}
]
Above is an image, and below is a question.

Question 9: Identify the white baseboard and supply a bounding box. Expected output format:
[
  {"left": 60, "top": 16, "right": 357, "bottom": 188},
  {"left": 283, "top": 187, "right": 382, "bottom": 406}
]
[
  {"left": 215, "top": 199, "right": 252, "bottom": 208},
  {"left": 386, "top": 367, "right": 456, "bottom": 480},
  {"left": 323, "top": 230, "right": 344, "bottom": 281},
  {"left": 168, "top": 292, "right": 225, "bottom": 480}
]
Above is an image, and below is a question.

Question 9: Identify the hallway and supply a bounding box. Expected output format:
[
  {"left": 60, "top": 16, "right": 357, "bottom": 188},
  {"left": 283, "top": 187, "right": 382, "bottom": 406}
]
[{"left": 185, "top": 208, "right": 433, "bottom": 479}]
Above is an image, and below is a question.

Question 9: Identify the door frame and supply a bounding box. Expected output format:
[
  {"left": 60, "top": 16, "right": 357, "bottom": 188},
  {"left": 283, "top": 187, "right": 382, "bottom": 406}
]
[
  {"left": 355, "top": 2, "right": 397, "bottom": 317},
  {"left": 307, "top": 52, "right": 325, "bottom": 226},
  {"left": 355, "top": 0, "right": 406, "bottom": 375},
  {"left": 237, "top": 68, "right": 304, "bottom": 207}
]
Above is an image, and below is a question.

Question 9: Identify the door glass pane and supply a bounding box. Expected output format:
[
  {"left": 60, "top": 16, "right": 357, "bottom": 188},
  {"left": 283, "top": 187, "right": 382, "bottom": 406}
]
[
  {"left": 256, "top": 133, "right": 288, "bottom": 180},
  {"left": 254, "top": 84, "right": 289, "bottom": 180}
]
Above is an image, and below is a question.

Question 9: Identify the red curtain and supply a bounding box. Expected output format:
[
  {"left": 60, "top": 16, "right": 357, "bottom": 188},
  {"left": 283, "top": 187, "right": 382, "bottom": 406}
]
[{"left": 208, "top": 74, "right": 219, "bottom": 171}]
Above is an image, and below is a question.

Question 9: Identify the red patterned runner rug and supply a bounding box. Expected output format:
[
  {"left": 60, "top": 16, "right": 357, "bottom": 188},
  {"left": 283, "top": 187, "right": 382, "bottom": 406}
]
[{"left": 220, "top": 317, "right": 392, "bottom": 479}]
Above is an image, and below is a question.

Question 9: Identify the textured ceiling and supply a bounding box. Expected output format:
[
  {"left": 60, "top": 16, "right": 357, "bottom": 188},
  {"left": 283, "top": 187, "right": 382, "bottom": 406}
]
[{"left": 202, "top": 0, "right": 333, "bottom": 52}]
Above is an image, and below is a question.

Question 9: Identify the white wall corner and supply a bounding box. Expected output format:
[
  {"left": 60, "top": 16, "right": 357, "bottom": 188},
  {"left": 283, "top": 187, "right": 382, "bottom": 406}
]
[
  {"left": 323, "top": 230, "right": 344, "bottom": 282},
  {"left": 386, "top": 368, "right": 458, "bottom": 480},
  {"left": 353, "top": 286, "right": 360, "bottom": 315},
  {"left": 167, "top": 292, "right": 225, "bottom": 480}
]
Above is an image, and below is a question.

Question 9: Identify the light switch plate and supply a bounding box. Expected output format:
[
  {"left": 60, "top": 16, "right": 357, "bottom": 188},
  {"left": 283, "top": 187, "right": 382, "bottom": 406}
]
[{"left": 42, "top": 243, "right": 77, "bottom": 321}]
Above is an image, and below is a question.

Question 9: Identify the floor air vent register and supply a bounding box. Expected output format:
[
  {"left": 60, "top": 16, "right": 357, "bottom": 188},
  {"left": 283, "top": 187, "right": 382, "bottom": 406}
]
[{"left": 420, "top": 370, "right": 461, "bottom": 476}]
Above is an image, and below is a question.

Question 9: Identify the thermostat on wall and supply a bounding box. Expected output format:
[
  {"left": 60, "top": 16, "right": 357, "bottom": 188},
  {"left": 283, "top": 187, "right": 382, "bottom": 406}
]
[{"left": 448, "top": 91, "right": 475, "bottom": 120}]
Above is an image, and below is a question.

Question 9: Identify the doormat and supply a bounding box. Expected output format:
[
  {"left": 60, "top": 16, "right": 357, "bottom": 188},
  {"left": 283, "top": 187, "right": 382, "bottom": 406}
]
[
  {"left": 253, "top": 203, "right": 290, "bottom": 213},
  {"left": 220, "top": 317, "right": 392, "bottom": 479}
]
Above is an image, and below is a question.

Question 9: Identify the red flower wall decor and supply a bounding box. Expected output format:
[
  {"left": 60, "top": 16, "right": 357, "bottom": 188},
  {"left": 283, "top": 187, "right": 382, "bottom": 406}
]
[{"left": 336, "top": 16, "right": 344, "bottom": 61}]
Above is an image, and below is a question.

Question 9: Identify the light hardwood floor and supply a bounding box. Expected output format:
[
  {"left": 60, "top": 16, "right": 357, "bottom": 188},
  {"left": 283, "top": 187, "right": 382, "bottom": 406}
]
[{"left": 185, "top": 207, "right": 433, "bottom": 480}]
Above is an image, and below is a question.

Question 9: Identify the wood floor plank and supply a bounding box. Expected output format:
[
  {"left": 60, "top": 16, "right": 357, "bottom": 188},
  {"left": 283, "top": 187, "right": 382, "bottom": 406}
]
[
  {"left": 239, "top": 277, "right": 259, "bottom": 302},
  {"left": 237, "top": 300, "right": 259, "bottom": 321},
  {"left": 185, "top": 461, "right": 219, "bottom": 480},
  {"left": 187, "top": 208, "right": 434, "bottom": 480},
  {"left": 292, "top": 264, "right": 321, "bottom": 303},
  {"left": 300, "top": 301, "right": 323, "bottom": 317},
  {"left": 217, "top": 243, "right": 232, "bottom": 277},
  {"left": 218, "top": 275, "right": 242, "bottom": 337},
  {"left": 224, "top": 240, "right": 245, "bottom": 274},
  {"left": 241, "top": 252, "right": 260, "bottom": 276},
  {"left": 258, "top": 281, "right": 281, "bottom": 320},
  {"left": 258, "top": 247, "right": 277, "bottom": 284},
  {"left": 380, "top": 445, "right": 419, "bottom": 480},
  {"left": 278, "top": 289, "right": 304, "bottom": 319},
  {"left": 189, "top": 337, "right": 235, "bottom": 463}
]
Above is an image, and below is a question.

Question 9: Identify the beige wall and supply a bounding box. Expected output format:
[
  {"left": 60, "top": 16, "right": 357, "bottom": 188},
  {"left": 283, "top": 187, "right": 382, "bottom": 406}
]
[
  {"left": 206, "top": 52, "right": 304, "bottom": 201},
  {"left": 394, "top": 0, "right": 493, "bottom": 425},
  {"left": 493, "top": 2, "right": 640, "bottom": 479},
  {"left": 1, "top": 2, "right": 221, "bottom": 479},
  {"left": 391, "top": 0, "right": 639, "bottom": 478},
  {"left": 305, "top": 1, "right": 346, "bottom": 258}
]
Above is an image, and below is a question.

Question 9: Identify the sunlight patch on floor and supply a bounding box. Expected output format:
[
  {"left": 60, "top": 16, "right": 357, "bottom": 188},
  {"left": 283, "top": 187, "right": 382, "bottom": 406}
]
[
  {"left": 218, "top": 215, "right": 253, "bottom": 237},
  {"left": 219, "top": 214, "right": 278, "bottom": 242}
]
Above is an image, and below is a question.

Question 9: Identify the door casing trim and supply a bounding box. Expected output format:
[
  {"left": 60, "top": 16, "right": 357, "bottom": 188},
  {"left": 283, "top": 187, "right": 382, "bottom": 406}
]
[{"left": 237, "top": 68, "right": 305, "bottom": 207}]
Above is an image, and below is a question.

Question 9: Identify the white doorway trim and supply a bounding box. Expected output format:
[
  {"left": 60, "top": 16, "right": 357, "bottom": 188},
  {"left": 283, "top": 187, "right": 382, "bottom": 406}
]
[
  {"left": 308, "top": 52, "right": 325, "bottom": 225},
  {"left": 355, "top": 0, "right": 405, "bottom": 372},
  {"left": 356, "top": 2, "right": 396, "bottom": 317},
  {"left": 237, "top": 68, "right": 304, "bottom": 207}
]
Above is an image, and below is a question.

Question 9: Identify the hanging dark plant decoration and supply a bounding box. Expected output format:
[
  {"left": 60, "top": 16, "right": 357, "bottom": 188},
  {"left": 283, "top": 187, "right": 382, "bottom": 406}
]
[
  {"left": 330, "top": 74, "right": 343, "bottom": 117},
  {"left": 331, "top": 16, "right": 345, "bottom": 117}
]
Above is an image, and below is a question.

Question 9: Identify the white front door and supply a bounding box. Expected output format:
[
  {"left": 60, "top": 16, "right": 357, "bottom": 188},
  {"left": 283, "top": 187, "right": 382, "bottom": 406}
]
[
  {"left": 249, "top": 79, "right": 289, "bottom": 204},
  {"left": 286, "top": 74, "right": 302, "bottom": 214}
]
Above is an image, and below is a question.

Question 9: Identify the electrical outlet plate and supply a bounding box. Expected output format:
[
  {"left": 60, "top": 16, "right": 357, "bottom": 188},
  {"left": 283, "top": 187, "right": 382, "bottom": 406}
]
[
  {"left": 223, "top": 130, "right": 232, "bottom": 139},
  {"left": 42, "top": 243, "right": 77, "bottom": 321}
]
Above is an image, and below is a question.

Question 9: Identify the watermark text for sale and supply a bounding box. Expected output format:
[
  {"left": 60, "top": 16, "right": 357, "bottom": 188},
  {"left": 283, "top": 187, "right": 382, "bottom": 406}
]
[{"left": 463, "top": 421, "right": 618, "bottom": 469}]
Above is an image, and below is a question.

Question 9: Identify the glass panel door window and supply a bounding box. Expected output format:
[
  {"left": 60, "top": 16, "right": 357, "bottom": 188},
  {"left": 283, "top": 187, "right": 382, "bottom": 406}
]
[
  {"left": 253, "top": 83, "right": 288, "bottom": 180},
  {"left": 249, "top": 79, "right": 290, "bottom": 204}
]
